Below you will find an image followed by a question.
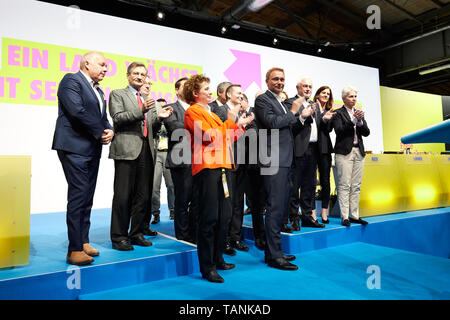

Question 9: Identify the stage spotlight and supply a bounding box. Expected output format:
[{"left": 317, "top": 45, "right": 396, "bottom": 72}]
[
  {"left": 221, "top": 26, "right": 227, "bottom": 34},
  {"left": 317, "top": 48, "right": 322, "bottom": 53},
  {"left": 350, "top": 47, "right": 355, "bottom": 52},
  {"left": 273, "top": 37, "right": 279, "bottom": 45},
  {"left": 156, "top": 11, "right": 165, "bottom": 21}
]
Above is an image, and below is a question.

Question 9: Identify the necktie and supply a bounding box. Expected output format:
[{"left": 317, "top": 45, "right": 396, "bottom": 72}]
[{"left": 137, "top": 92, "right": 147, "bottom": 138}]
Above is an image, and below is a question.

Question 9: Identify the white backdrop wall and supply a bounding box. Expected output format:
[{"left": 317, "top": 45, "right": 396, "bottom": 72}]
[{"left": 0, "top": 0, "right": 383, "bottom": 214}]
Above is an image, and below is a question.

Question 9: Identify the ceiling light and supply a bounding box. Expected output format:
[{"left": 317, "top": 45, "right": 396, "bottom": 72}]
[
  {"left": 419, "top": 63, "right": 450, "bottom": 75},
  {"left": 231, "top": 24, "right": 240, "bottom": 30},
  {"left": 156, "top": 11, "right": 165, "bottom": 21},
  {"left": 317, "top": 48, "right": 322, "bottom": 53},
  {"left": 221, "top": 26, "right": 227, "bottom": 34},
  {"left": 273, "top": 37, "right": 279, "bottom": 45}
]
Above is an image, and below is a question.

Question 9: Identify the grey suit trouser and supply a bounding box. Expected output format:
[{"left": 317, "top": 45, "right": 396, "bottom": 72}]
[
  {"left": 151, "top": 150, "right": 175, "bottom": 216},
  {"left": 335, "top": 147, "right": 365, "bottom": 220}
]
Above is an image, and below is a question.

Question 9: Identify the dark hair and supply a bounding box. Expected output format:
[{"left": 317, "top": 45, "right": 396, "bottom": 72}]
[
  {"left": 183, "top": 74, "right": 211, "bottom": 105},
  {"left": 127, "top": 62, "right": 147, "bottom": 74},
  {"left": 175, "top": 77, "right": 188, "bottom": 90},
  {"left": 157, "top": 98, "right": 167, "bottom": 103},
  {"left": 225, "top": 84, "right": 241, "bottom": 100},
  {"left": 313, "top": 86, "right": 334, "bottom": 110}
]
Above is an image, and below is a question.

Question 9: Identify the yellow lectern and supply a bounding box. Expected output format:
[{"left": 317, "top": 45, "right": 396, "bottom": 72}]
[{"left": 0, "top": 156, "right": 31, "bottom": 268}]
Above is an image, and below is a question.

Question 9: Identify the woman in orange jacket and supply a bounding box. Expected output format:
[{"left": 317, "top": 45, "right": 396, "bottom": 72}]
[{"left": 184, "top": 74, "right": 254, "bottom": 283}]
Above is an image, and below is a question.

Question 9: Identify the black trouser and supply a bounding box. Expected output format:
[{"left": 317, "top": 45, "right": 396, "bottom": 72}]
[
  {"left": 295, "top": 142, "right": 319, "bottom": 221},
  {"left": 57, "top": 150, "right": 100, "bottom": 252},
  {"left": 171, "top": 166, "right": 198, "bottom": 243},
  {"left": 263, "top": 167, "right": 291, "bottom": 260},
  {"left": 194, "top": 168, "right": 232, "bottom": 276},
  {"left": 110, "top": 140, "right": 154, "bottom": 243},
  {"left": 245, "top": 167, "right": 265, "bottom": 242},
  {"left": 317, "top": 153, "right": 332, "bottom": 209},
  {"left": 228, "top": 166, "right": 246, "bottom": 242},
  {"left": 286, "top": 165, "right": 300, "bottom": 223}
]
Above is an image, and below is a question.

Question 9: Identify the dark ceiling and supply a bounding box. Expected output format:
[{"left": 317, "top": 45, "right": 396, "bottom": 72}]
[{"left": 43, "top": 0, "right": 450, "bottom": 95}]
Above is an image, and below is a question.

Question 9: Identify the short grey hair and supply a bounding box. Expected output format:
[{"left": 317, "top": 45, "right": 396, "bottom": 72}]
[
  {"left": 217, "top": 81, "right": 232, "bottom": 95},
  {"left": 342, "top": 85, "right": 357, "bottom": 99}
]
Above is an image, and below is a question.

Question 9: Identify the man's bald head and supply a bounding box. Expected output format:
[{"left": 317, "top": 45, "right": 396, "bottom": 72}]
[
  {"left": 296, "top": 77, "right": 313, "bottom": 99},
  {"left": 80, "top": 51, "right": 108, "bottom": 83}
]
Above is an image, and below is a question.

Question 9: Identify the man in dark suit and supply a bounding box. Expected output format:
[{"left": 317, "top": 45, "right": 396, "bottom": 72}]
[
  {"left": 285, "top": 78, "right": 325, "bottom": 229},
  {"left": 254, "top": 67, "right": 303, "bottom": 271},
  {"left": 109, "top": 62, "right": 172, "bottom": 251},
  {"left": 163, "top": 77, "right": 198, "bottom": 244},
  {"left": 52, "top": 51, "right": 114, "bottom": 266},
  {"left": 209, "top": 81, "right": 232, "bottom": 122}
]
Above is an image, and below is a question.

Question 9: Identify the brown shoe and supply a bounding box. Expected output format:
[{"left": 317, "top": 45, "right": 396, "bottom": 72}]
[
  {"left": 66, "top": 251, "right": 94, "bottom": 266},
  {"left": 83, "top": 243, "right": 100, "bottom": 257}
]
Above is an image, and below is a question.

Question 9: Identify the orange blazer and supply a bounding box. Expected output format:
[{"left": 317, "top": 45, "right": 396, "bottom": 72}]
[{"left": 184, "top": 103, "right": 245, "bottom": 176}]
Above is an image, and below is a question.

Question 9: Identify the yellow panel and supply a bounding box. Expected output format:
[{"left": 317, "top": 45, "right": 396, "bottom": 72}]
[
  {"left": 0, "top": 156, "right": 31, "bottom": 268},
  {"left": 359, "top": 154, "right": 408, "bottom": 217},
  {"left": 433, "top": 154, "right": 450, "bottom": 207},
  {"left": 399, "top": 154, "right": 445, "bottom": 211},
  {"left": 380, "top": 86, "right": 445, "bottom": 153}
]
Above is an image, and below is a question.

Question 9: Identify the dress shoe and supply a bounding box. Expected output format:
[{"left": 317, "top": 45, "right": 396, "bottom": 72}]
[
  {"left": 321, "top": 218, "right": 329, "bottom": 224},
  {"left": 350, "top": 217, "right": 369, "bottom": 225},
  {"left": 83, "top": 243, "right": 99, "bottom": 257},
  {"left": 291, "top": 219, "right": 301, "bottom": 231},
  {"left": 282, "top": 254, "right": 296, "bottom": 262},
  {"left": 130, "top": 235, "right": 152, "bottom": 247},
  {"left": 112, "top": 239, "right": 134, "bottom": 251},
  {"left": 151, "top": 215, "right": 160, "bottom": 224},
  {"left": 231, "top": 240, "right": 249, "bottom": 252},
  {"left": 143, "top": 228, "right": 158, "bottom": 236},
  {"left": 202, "top": 270, "right": 224, "bottom": 283},
  {"left": 302, "top": 218, "right": 325, "bottom": 228},
  {"left": 169, "top": 209, "right": 174, "bottom": 220},
  {"left": 342, "top": 219, "right": 351, "bottom": 227},
  {"left": 223, "top": 242, "right": 237, "bottom": 256},
  {"left": 217, "top": 262, "right": 235, "bottom": 270},
  {"left": 66, "top": 251, "right": 94, "bottom": 266},
  {"left": 281, "top": 224, "right": 293, "bottom": 233},
  {"left": 267, "top": 258, "right": 298, "bottom": 271},
  {"left": 255, "top": 238, "right": 266, "bottom": 251}
]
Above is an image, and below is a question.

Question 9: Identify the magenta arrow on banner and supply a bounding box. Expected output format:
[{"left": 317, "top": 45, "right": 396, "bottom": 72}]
[{"left": 223, "top": 49, "right": 261, "bottom": 91}]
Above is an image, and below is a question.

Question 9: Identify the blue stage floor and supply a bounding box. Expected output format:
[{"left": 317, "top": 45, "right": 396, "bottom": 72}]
[{"left": 0, "top": 206, "right": 449, "bottom": 300}]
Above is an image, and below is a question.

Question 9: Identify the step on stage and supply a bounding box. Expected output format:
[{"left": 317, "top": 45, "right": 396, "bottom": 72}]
[{"left": 0, "top": 207, "right": 449, "bottom": 300}]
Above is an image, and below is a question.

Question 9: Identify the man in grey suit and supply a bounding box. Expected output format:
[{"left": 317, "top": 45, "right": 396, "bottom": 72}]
[
  {"left": 209, "top": 81, "right": 232, "bottom": 122},
  {"left": 109, "top": 62, "right": 173, "bottom": 251}
]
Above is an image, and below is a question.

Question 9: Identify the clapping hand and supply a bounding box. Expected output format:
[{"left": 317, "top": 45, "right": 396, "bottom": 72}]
[
  {"left": 323, "top": 109, "right": 335, "bottom": 121},
  {"left": 142, "top": 97, "right": 156, "bottom": 113},
  {"left": 290, "top": 96, "right": 305, "bottom": 115},
  {"left": 157, "top": 106, "right": 173, "bottom": 119},
  {"left": 300, "top": 102, "right": 315, "bottom": 119},
  {"left": 237, "top": 112, "right": 255, "bottom": 128},
  {"left": 354, "top": 107, "right": 364, "bottom": 120}
]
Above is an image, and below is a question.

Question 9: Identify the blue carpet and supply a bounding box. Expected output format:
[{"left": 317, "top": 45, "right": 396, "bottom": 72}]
[{"left": 79, "top": 242, "right": 450, "bottom": 300}]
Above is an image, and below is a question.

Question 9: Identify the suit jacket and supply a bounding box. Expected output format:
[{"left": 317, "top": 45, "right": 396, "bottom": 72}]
[
  {"left": 211, "top": 101, "right": 229, "bottom": 123},
  {"left": 284, "top": 96, "right": 319, "bottom": 157},
  {"left": 108, "top": 86, "right": 160, "bottom": 161},
  {"left": 163, "top": 100, "right": 191, "bottom": 169},
  {"left": 332, "top": 106, "right": 370, "bottom": 157},
  {"left": 233, "top": 106, "right": 258, "bottom": 170},
  {"left": 317, "top": 109, "right": 334, "bottom": 154},
  {"left": 52, "top": 71, "right": 113, "bottom": 157},
  {"left": 254, "top": 90, "right": 299, "bottom": 168},
  {"left": 184, "top": 103, "right": 244, "bottom": 176}
]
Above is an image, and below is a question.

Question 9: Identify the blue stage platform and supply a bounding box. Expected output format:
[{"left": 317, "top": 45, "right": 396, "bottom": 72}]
[{"left": 0, "top": 206, "right": 449, "bottom": 300}]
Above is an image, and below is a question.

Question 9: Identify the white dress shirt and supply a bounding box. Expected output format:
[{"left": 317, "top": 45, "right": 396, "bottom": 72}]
[{"left": 80, "top": 70, "right": 104, "bottom": 113}]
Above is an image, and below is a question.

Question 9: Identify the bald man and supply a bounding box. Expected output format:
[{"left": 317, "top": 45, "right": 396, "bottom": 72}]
[{"left": 52, "top": 51, "right": 114, "bottom": 266}]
